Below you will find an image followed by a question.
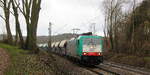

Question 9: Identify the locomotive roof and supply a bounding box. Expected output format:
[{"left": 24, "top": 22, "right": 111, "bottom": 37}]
[{"left": 77, "top": 35, "right": 103, "bottom": 39}]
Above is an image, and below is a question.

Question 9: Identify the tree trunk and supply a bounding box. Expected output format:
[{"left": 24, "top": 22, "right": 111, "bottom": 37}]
[
  {"left": 3, "top": 0, "right": 13, "bottom": 44},
  {"left": 24, "top": 0, "right": 41, "bottom": 52},
  {"left": 12, "top": 0, "right": 25, "bottom": 48},
  {"left": 15, "top": 31, "right": 18, "bottom": 45}
]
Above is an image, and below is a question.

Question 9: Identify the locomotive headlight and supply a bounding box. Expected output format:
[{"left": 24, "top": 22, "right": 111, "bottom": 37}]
[
  {"left": 98, "top": 53, "right": 101, "bottom": 55},
  {"left": 83, "top": 52, "right": 87, "bottom": 55}
]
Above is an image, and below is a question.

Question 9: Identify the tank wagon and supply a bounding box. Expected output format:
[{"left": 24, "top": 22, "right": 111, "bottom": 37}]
[{"left": 50, "top": 33, "right": 103, "bottom": 65}]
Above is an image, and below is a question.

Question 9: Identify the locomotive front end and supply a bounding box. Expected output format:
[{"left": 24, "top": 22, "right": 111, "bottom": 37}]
[{"left": 78, "top": 36, "right": 103, "bottom": 65}]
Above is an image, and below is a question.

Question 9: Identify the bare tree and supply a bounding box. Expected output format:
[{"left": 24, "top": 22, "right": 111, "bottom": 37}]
[
  {"left": 103, "top": 0, "right": 150, "bottom": 55},
  {"left": 19, "top": 0, "right": 41, "bottom": 52},
  {"left": 0, "top": 0, "right": 13, "bottom": 44},
  {"left": 11, "top": 0, "right": 24, "bottom": 48},
  {"left": 103, "top": 0, "right": 125, "bottom": 51}
]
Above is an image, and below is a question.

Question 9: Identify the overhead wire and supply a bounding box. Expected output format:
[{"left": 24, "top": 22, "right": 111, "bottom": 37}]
[{"left": 51, "top": 13, "right": 101, "bottom": 35}]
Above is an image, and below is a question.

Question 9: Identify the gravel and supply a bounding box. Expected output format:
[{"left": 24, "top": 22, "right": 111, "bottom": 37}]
[{"left": 52, "top": 54, "right": 97, "bottom": 75}]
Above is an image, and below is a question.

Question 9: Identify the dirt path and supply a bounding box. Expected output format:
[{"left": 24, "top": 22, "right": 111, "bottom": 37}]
[{"left": 0, "top": 48, "right": 10, "bottom": 75}]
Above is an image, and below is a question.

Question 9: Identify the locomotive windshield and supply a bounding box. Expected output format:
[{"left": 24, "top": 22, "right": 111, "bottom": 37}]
[
  {"left": 83, "top": 38, "right": 100, "bottom": 45},
  {"left": 83, "top": 38, "right": 102, "bottom": 52}
]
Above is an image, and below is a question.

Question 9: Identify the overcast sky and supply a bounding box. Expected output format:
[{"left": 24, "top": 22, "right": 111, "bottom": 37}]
[
  {"left": 40, "top": 0, "right": 105, "bottom": 36},
  {"left": 0, "top": 0, "right": 143, "bottom": 36}
]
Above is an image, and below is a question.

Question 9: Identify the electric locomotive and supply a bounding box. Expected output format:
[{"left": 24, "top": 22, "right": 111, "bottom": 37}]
[
  {"left": 51, "top": 33, "right": 104, "bottom": 65},
  {"left": 66, "top": 35, "right": 103, "bottom": 65}
]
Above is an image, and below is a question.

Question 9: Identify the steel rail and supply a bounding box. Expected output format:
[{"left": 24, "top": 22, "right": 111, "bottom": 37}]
[{"left": 101, "top": 62, "right": 150, "bottom": 75}]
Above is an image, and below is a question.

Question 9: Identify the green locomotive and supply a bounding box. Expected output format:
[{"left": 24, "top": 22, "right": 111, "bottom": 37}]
[{"left": 51, "top": 33, "right": 104, "bottom": 65}]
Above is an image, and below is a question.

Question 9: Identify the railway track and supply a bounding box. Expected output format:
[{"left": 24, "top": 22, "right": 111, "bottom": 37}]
[
  {"left": 39, "top": 48, "right": 150, "bottom": 75},
  {"left": 85, "top": 66, "right": 119, "bottom": 75},
  {"left": 99, "top": 62, "right": 150, "bottom": 75},
  {"left": 85, "top": 62, "right": 150, "bottom": 75},
  {"left": 40, "top": 49, "right": 118, "bottom": 75}
]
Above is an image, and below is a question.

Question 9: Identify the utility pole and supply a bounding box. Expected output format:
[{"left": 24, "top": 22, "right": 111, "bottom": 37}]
[
  {"left": 89, "top": 23, "right": 96, "bottom": 34},
  {"left": 92, "top": 23, "right": 96, "bottom": 34},
  {"left": 48, "top": 22, "right": 52, "bottom": 50},
  {"left": 131, "top": 0, "right": 136, "bottom": 51}
]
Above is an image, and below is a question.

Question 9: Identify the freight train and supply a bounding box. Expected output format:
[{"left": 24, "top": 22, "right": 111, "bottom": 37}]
[{"left": 50, "top": 32, "right": 104, "bottom": 65}]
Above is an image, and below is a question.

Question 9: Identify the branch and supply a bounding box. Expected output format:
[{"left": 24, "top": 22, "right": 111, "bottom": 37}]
[
  {"left": 0, "top": 0, "right": 4, "bottom": 9},
  {"left": 8, "top": 0, "right": 11, "bottom": 9},
  {"left": 0, "top": 0, "right": 4, "bottom": 4},
  {"left": 29, "top": 0, "right": 32, "bottom": 8},
  {"left": 22, "top": 0, "right": 26, "bottom": 16},
  {"left": 0, "top": 14, "right": 6, "bottom": 20},
  {"left": 0, "top": 4, "right": 4, "bottom": 8},
  {"left": 10, "top": 9, "right": 15, "bottom": 16},
  {"left": 12, "top": 0, "right": 26, "bottom": 17},
  {"left": 14, "top": 0, "right": 19, "bottom": 8}
]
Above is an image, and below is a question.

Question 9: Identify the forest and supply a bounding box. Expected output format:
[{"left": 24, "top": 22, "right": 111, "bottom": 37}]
[
  {"left": 103, "top": 0, "right": 150, "bottom": 56},
  {"left": 103, "top": 0, "right": 150, "bottom": 69}
]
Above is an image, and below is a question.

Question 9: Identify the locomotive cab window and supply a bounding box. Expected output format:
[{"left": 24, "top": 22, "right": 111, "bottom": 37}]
[{"left": 83, "top": 38, "right": 102, "bottom": 52}]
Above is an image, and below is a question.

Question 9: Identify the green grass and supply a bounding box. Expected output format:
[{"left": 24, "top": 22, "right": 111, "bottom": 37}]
[
  {"left": 0, "top": 43, "right": 28, "bottom": 59},
  {"left": 144, "top": 57, "right": 150, "bottom": 69},
  {"left": 0, "top": 43, "right": 56, "bottom": 75}
]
